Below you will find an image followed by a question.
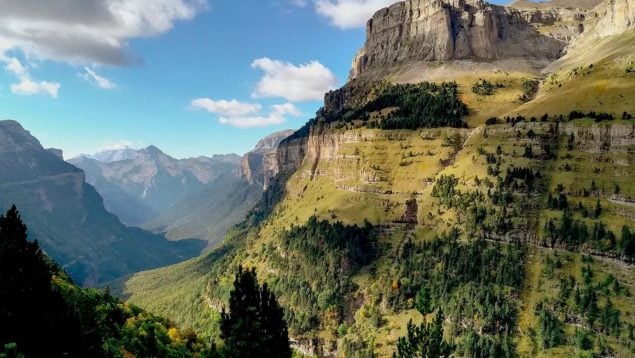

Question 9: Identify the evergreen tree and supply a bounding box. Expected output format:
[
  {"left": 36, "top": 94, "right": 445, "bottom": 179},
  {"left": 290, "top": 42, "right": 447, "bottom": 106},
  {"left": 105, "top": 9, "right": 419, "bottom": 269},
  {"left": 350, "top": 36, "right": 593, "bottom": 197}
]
[
  {"left": 0, "top": 205, "right": 82, "bottom": 357},
  {"left": 221, "top": 266, "right": 291, "bottom": 358},
  {"left": 394, "top": 310, "right": 452, "bottom": 358}
]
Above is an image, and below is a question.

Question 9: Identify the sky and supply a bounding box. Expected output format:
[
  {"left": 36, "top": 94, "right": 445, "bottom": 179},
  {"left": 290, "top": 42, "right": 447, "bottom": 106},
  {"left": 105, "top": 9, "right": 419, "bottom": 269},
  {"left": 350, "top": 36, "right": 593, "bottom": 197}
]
[{"left": 0, "top": 0, "right": 508, "bottom": 159}]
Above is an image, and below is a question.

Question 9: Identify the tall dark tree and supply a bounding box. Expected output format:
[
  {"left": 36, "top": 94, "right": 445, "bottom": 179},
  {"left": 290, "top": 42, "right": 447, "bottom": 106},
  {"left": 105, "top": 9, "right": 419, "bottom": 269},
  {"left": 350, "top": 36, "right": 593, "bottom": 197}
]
[
  {"left": 221, "top": 266, "right": 291, "bottom": 358},
  {"left": 0, "top": 205, "right": 81, "bottom": 357},
  {"left": 394, "top": 310, "right": 452, "bottom": 358}
]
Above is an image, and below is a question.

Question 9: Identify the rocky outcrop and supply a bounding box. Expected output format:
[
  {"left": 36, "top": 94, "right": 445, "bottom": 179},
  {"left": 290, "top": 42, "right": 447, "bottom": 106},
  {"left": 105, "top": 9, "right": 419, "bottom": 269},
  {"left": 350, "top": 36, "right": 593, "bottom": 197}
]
[
  {"left": 397, "top": 198, "right": 419, "bottom": 224},
  {"left": 350, "top": 0, "right": 593, "bottom": 79},
  {"left": 46, "top": 148, "right": 64, "bottom": 160},
  {"left": 509, "top": 0, "right": 604, "bottom": 10},
  {"left": 241, "top": 129, "right": 294, "bottom": 189},
  {"left": 560, "top": 122, "right": 635, "bottom": 152},
  {"left": 593, "top": 0, "right": 635, "bottom": 36}
]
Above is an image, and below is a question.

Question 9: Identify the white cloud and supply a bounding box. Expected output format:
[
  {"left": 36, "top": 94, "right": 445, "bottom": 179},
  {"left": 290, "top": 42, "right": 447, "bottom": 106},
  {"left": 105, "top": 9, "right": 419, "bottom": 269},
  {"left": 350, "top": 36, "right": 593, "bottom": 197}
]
[
  {"left": 190, "top": 98, "right": 262, "bottom": 116},
  {"left": 3, "top": 56, "right": 60, "bottom": 98},
  {"left": 217, "top": 102, "right": 302, "bottom": 128},
  {"left": 251, "top": 58, "right": 338, "bottom": 102},
  {"left": 81, "top": 67, "right": 116, "bottom": 89},
  {"left": 10, "top": 78, "right": 60, "bottom": 98},
  {"left": 0, "top": 0, "right": 207, "bottom": 66},
  {"left": 97, "top": 139, "right": 136, "bottom": 151},
  {"left": 315, "top": 0, "right": 394, "bottom": 29},
  {"left": 271, "top": 103, "right": 302, "bottom": 116}
]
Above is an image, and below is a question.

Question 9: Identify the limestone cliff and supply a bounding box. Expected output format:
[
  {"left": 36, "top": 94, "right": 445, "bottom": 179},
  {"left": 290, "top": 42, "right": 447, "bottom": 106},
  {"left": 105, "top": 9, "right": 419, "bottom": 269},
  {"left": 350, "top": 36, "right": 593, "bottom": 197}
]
[
  {"left": 241, "top": 129, "right": 294, "bottom": 189},
  {"left": 350, "top": 0, "right": 582, "bottom": 78},
  {"left": 350, "top": 0, "right": 632, "bottom": 80}
]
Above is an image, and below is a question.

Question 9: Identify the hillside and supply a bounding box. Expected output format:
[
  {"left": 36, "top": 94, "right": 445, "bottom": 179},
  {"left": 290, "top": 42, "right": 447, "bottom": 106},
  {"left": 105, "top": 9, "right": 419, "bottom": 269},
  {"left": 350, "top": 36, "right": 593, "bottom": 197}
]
[
  {"left": 0, "top": 120, "right": 204, "bottom": 286},
  {"left": 117, "top": 0, "right": 635, "bottom": 356}
]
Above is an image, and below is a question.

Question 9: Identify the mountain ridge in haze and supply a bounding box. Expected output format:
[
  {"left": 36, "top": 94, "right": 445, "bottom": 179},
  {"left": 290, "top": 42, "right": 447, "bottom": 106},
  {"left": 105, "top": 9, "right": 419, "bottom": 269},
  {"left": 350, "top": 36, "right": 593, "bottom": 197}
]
[
  {"left": 71, "top": 130, "right": 294, "bottom": 247},
  {"left": 0, "top": 119, "right": 204, "bottom": 286}
]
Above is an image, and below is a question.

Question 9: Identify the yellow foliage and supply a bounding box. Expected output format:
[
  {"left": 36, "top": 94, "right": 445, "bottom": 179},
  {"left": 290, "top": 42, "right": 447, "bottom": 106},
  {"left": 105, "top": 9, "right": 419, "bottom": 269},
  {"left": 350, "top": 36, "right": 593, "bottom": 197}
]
[{"left": 167, "top": 327, "right": 181, "bottom": 342}]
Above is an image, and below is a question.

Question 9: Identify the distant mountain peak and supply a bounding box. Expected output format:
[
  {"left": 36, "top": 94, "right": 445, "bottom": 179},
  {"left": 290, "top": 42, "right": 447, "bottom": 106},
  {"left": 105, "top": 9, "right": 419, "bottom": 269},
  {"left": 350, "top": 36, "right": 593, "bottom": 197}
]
[
  {"left": 143, "top": 145, "right": 164, "bottom": 156},
  {"left": 253, "top": 129, "right": 295, "bottom": 154}
]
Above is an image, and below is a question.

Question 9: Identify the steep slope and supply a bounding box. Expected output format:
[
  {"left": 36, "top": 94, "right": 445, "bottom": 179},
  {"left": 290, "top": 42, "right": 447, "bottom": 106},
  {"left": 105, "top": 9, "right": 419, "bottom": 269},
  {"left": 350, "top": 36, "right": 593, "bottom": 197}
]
[
  {"left": 241, "top": 129, "right": 295, "bottom": 190},
  {"left": 118, "top": 0, "right": 634, "bottom": 356},
  {"left": 0, "top": 120, "right": 204, "bottom": 286}
]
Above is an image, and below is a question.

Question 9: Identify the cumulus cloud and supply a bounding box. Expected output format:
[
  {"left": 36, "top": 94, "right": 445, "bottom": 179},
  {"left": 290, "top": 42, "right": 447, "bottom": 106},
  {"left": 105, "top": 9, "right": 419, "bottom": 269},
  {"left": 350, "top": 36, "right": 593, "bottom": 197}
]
[
  {"left": 219, "top": 103, "right": 302, "bottom": 128},
  {"left": 190, "top": 98, "right": 262, "bottom": 116},
  {"left": 81, "top": 67, "right": 116, "bottom": 89},
  {"left": 315, "top": 0, "right": 394, "bottom": 29},
  {"left": 191, "top": 98, "right": 302, "bottom": 128},
  {"left": 251, "top": 58, "right": 338, "bottom": 102},
  {"left": 3, "top": 56, "right": 60, "bottom": 97},
  {"left": 0, "top": 0, "right": 207, "bottom": 66}
]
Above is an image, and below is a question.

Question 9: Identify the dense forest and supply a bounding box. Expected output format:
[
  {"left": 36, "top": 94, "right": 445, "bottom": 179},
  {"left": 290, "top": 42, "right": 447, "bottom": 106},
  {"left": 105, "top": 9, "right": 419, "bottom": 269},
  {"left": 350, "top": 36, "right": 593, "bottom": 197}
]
[
  {"left": 318, "top": 81, "right": 468, "bottom": 130},
  {"left": 269, "top": 217, "right": 377, "bottom": 335}
]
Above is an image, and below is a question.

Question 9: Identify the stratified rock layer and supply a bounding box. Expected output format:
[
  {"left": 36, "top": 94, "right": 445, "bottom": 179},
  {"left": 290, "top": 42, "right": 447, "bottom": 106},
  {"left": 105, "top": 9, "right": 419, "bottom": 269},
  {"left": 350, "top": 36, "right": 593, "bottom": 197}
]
[{"left": 350, "top": 0, "right": 592, "bottom": 78}]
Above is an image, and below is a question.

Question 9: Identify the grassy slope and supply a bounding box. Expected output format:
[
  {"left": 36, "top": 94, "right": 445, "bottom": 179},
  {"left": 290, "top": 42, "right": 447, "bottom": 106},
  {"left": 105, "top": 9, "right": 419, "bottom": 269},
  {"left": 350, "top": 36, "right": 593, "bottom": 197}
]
[{"left": 118, "top": 31, "right": 635, "bottom": 356}]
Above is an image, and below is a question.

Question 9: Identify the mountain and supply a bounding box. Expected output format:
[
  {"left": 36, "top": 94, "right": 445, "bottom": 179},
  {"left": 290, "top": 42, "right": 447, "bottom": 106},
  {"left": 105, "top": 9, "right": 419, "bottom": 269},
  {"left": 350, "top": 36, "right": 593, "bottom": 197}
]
[
  {"left": 117, "top": 0, "right": 634, "bottom": 356},
  {"left": 80, "top": 147, "right": 142, "bottom": 163},
  {"left": 241, "top": 129, "right": 295, "bottom": 189},
  {"left": 72, "top": 131, "right": 293, "bottom": 247},
  {"left": 0, "top": 120, "right": 204, "bottom": 286},
  {"left": 69, "top": 147, "right": 242, "bottom": 227},
  {"left": 145, "top": 130, "right": 293, "bottom": 246}
]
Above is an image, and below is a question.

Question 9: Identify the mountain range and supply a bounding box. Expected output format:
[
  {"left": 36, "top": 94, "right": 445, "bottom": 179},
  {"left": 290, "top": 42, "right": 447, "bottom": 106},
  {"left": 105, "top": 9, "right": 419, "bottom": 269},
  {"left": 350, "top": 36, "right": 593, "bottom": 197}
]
[
  {"left": 0, "top": 120, "right": 205, "bottom": 286},
  {"left": 70, "top": 130, "right": 293, "bottom": 247}
]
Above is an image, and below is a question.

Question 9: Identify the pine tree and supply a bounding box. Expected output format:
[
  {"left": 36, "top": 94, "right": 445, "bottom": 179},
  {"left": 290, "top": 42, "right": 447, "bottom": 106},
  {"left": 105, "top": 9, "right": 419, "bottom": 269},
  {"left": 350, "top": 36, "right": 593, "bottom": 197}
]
[
  {"left": 394, "top": 310, "right": 452, "bottom": 358},
  {"left": 0, "top": 205, "right": 81, "bottom": 357},
  {"left": 221, "top": 266, "right": 291, "bottom": 358}
]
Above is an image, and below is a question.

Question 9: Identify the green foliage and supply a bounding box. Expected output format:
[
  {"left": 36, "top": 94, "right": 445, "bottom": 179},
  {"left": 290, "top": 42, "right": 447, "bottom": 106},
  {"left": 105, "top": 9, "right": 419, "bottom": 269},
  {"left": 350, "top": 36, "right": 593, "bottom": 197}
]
[
  {"left": 387, "top": 231, "right": 524, "bottom": 353},
  {"left": 0, "top": 205, "right": 83, "bottom": 357},
  {"left": 472, "top": 79, "right": 497, "bottom": 96},
  {"left": 394, "top": 310, "right": 452, "bottom": 358},
  {"left": 326, "top": 81, "right": 468, "bottom": 129},
  {"left": 536, "top": 305, "right": 565, "bottom": 349},
  {"left": 0, "top": 343, "right": 24, "bottom": 358},
  {"left": 271, "top": 217, "right": 377, "bottom": 333},
  {"left": 221, "top": 266, "right": 291, "bottom": 358},
  {"left": 543, "top": 211, "right": 634, "bottom": 259},
  {"left": 458, "top": 330, "right": 515, "bottom": 358},
  {"left": 519, "top": 79, "right": 540, "bottom": 102},
  {"left": 415, "top": 285, "right": 432, "bottom": 315},
  {"left": 0, "top": 205, "right": 215, "bottom": 358}
]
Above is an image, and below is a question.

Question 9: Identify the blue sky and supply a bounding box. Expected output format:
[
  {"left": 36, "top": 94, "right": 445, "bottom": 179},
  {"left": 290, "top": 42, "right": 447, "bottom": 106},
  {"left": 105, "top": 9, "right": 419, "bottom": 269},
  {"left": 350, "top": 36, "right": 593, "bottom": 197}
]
[{"left": 0, "top": 0, "right": 508, "bottom": 158}]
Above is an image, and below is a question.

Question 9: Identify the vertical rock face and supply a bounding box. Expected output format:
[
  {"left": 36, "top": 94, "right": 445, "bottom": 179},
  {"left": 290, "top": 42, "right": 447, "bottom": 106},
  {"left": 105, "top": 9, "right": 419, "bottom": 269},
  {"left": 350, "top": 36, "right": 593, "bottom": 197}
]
[
  {"left": 241, "top": 129, "right": 294, "bottom": 189},
  {"left": 594, "top": 0, "right": 635, "bottom": 36},
  {"left": 350, "top": 0, "right": 589, "bottom": 78}
]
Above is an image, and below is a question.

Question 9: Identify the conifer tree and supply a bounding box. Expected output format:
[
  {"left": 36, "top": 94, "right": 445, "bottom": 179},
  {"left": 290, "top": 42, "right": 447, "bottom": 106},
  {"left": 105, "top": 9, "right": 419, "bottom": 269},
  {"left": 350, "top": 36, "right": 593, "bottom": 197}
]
[
  {"left": 394, "top": 310, "right": 452, "bottom": 358},
  {"left": 221, "top": 266, "right": 291, "bottom": 358},
  {"left": 0, "top": 205, "right": 81, "bottom": 357}
]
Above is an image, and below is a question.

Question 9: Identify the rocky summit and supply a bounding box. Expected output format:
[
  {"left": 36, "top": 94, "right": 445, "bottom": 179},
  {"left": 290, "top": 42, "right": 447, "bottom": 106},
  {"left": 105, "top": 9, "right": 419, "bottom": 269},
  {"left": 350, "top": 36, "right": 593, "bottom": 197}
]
[{"left": 350, "top": 0, "right": 632, "bottom": 80}]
